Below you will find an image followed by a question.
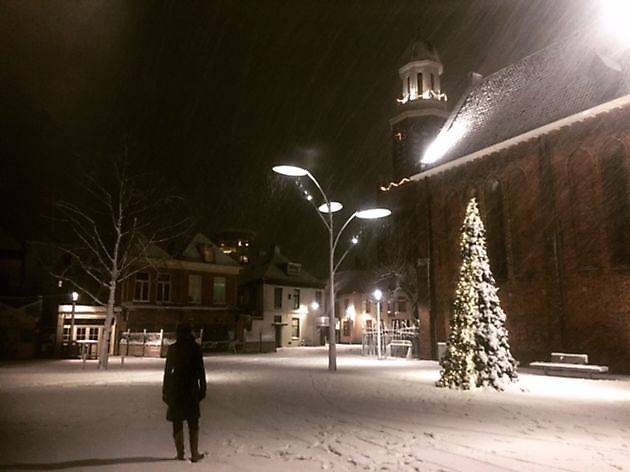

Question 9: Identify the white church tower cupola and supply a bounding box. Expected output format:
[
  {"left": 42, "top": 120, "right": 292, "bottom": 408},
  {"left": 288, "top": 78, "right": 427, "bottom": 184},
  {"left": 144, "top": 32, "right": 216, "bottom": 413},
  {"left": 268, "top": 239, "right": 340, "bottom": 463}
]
[
  {"left": 397, "top": 38, "right": 446, "bottom": 104},
  {"left": 389, "top": 36, "right": 449, "bottom": 181}
]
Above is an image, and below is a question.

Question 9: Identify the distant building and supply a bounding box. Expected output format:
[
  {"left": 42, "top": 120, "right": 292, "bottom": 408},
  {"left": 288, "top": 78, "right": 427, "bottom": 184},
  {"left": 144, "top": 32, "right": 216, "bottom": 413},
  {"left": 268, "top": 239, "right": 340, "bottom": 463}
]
[
  {"left": 239, "top": 246, "right": 325, "bottom": 351},
  {"left": 335, "top": 270, "right": 415, "bottom": 345},
  {"left": 381, "top": 33, "right": 630, "bottom": 372},
  {"left": 55, "top": 233, "right": 242, "bottom": 357},
  {"left": 214, "top": 230, "right": 255, "bottom": 266}
]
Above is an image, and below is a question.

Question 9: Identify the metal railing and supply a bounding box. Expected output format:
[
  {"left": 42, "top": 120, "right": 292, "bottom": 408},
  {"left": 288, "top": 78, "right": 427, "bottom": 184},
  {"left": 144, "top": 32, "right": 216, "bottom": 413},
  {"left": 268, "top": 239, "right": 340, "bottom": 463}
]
[{"left": 361, "top": 326, "right": 419, "bottom": 358}]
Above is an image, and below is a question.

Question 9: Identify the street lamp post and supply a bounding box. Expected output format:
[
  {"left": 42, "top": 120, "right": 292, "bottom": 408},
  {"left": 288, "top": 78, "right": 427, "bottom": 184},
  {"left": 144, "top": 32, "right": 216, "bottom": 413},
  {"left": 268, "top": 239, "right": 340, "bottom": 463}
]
[
  {"left": 373, "top": 289, "right": 383, "bottom": 360},
  {"left": 273, "top": 165, "right": 391, "bottom": 371},
  {"left": 70, "top": 291, "right": 78, "bottom": 352}
]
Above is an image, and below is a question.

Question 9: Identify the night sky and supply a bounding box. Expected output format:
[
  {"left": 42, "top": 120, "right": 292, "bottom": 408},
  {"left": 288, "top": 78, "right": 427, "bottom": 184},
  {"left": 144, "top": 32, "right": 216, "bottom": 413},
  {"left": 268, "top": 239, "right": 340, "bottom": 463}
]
[{"left": 0, "top": 0, "right": 600, "bottom": 276}]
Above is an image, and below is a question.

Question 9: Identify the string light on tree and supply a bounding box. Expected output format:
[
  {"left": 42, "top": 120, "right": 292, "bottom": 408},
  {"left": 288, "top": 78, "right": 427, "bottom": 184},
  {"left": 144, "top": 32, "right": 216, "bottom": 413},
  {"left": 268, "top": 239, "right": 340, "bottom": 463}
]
[{"left": 437, "top": 197, "right": 518, "bottom": 391}]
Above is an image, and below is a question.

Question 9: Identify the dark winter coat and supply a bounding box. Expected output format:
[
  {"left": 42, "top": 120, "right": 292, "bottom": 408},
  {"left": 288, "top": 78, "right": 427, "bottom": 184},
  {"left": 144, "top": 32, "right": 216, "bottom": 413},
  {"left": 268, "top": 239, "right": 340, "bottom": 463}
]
[{"left": 162, "top": 337, "right": 207, "bottom": 422}]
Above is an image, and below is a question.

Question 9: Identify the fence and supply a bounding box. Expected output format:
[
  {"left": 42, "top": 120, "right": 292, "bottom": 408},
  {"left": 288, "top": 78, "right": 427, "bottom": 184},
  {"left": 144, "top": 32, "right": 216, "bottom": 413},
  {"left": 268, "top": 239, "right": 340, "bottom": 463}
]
[
  {"left": 362, "top": 326, "right": 420, "bottom": 358},
  {"left": 119, "top": 329, "right": 203, "bottom": 358}
]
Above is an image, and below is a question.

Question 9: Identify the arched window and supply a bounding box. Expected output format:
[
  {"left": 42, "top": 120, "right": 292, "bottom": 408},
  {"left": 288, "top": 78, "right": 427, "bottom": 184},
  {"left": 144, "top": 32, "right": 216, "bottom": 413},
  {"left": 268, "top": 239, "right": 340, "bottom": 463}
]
[
  {"left": 600, "top": 139, "right": 630, "bottom": 267},
  {"left": 484, "top": 177, "right": 508, "bottom": 282},
  {"left": 507, "top": 169, "right": 535, "bottom": 278},
  {"left": 445, "top": 191, "right": 461, "bottom": 288},
  {"left": 567, "top": 149, "right": 600, "bottom": 268}
]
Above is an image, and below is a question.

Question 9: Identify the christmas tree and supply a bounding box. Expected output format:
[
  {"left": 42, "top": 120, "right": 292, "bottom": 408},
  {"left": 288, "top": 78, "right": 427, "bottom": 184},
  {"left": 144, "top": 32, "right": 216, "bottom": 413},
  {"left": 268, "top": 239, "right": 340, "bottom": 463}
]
[{"left": 437, "top": 197, "right": 518, "bottom": 390}]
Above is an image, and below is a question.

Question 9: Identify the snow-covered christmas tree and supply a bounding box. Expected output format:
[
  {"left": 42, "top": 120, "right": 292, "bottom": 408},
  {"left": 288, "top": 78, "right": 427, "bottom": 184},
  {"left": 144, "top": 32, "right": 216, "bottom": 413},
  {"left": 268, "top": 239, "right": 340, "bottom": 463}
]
[{"left": 437, "top": 197, "right": 518, "bottom": 390}]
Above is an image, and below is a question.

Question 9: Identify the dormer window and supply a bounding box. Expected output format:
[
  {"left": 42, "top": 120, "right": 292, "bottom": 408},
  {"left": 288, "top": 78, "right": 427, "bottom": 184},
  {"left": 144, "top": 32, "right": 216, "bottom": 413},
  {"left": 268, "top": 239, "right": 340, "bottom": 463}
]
[{"left": 286, "top": 263, "right": 302, "bottom": 275}]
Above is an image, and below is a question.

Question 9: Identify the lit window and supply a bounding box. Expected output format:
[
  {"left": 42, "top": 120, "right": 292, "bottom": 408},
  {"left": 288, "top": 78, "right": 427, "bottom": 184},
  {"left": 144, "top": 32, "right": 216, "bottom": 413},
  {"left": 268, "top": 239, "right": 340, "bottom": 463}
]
[
  {"left": 292, "top": 289, "right": 300, "bottom": 310},
  {"left": 274, "top": 287, "right": 283, "bottom": 309},
  {"left": 213, "top": 276, "right": 226, "bottom": 305},
  {"left": 188, "top": 275, "right": 202, "bottom": 304},
  {"left": 157, "top": 273, "right": 171, "bottom": 302},
  {"left": 291, "top": 318, "right": 300, "bottom": 339},
  {"left": 315, "top": 291, "right": 322, "bottom": 307},
  {"left": 134, "top": 272, "right": 150, "bottom": 302}
]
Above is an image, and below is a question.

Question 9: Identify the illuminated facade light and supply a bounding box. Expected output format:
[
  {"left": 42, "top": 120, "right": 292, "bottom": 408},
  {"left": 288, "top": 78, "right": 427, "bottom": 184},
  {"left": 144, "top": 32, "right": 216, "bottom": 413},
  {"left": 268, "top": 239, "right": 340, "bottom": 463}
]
[
  {"left": 422, "top": 121, "right": 468, "bottom": 164},
  {"left": 601, "top": 0, "right": 630, "bottom": 45}
]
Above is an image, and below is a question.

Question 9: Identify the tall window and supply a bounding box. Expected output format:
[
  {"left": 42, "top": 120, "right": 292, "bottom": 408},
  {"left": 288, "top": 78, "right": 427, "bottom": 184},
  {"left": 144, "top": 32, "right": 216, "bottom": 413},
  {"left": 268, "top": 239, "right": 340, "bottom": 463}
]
[
  {"left": 292, "top": 289, "right": 300, "bottom": 309},
  {"left": 134, "top": 272, "right": 150, "bottom": 302},
  {"left": 445, "top": 191, "right": 461, "bottom": 288},
  {"left": 274, "top": 287, "right": 283, "bottom": 309},
  {"left": 291, "top": 318, "right": 300, "bottom": 339},
  {"left": 156, "top": 273, "right": 171, "bottom": 303},
  {"left": 485, "top": 177, "right": 508, "bottom": 282},
  {"left": 315, "top": 290, "right": 322, "bottom": 307},
  {"left": 76, "top": 327, "right": 87, "bottom": 341},
  {"left": 567, "top": 150, "right": 600, "bottom": 268},
  {"left": 417, "top": 72, "right": 423, "bottom": 93},
  {"left": 188, "top": 274, "right": 202, "bottom": 304},
  {"left": 601, "top": 139, "right": 630, "bottom": 267},
  {"left": 213, "top": 276, "right": 226, "bottom": 305}
]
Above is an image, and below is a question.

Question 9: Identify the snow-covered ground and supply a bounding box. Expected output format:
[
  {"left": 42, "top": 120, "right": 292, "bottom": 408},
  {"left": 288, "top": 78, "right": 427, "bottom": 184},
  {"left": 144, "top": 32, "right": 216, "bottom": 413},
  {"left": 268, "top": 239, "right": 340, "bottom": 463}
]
[{"left": 0, "top": 345, "right": 629, "bottom": 471}]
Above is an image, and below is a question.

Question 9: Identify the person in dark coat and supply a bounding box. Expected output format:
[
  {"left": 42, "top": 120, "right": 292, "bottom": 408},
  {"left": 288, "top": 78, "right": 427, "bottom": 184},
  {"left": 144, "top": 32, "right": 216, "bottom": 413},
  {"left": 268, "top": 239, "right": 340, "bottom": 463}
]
[{"left": 162, "top": 323, "right": 207, "bottom": 462}]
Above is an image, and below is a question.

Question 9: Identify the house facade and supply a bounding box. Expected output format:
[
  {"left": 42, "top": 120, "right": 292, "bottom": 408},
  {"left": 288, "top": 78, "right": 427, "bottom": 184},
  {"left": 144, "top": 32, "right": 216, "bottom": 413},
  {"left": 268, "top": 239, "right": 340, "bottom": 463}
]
[
  {"left": 335, "top": 270, "right": 416, "bottom": 345},
  {"left": 55, "top": 233, "right": 242, "bottom": 357},
  {"left": 381, "top": 33, "right": 630, "bottom": 373},
  {"left": 239, "top": 246, "right": 325, "bottom": 351},
  {"left": 118, "top": 233, "right": 241, "bottom": 346}
]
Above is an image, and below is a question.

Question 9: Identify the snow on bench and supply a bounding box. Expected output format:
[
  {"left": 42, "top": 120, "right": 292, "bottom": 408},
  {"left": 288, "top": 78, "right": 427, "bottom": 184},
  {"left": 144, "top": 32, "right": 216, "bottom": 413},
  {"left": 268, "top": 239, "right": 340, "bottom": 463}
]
[{"left": 529, "top": 352, "right": 609, "bottom": 378}]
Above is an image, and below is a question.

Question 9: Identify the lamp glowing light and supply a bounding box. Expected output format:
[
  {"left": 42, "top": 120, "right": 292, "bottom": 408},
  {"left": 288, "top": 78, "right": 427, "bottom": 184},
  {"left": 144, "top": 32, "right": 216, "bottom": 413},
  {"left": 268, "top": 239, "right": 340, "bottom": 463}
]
[
  {"left": 318, "top": 202, "right": 343, "bottom": 213},
  {"left": 272, "top": 165, "right": 309, "bottom": 177},
  {"left": 351, "top": 236, "right": 359, "bottom": 244},
  {"left": 601, "top": 0, "right": 630, "bottom": 45},
  {"left": 356, "top": 208, "right": 391, "bottom": 219}
]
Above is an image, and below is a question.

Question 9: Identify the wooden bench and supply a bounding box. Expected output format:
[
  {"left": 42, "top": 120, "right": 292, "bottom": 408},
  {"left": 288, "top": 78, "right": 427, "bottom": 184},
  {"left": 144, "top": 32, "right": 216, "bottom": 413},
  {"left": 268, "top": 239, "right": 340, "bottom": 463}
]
[
  {"left": 528, "top": 352, "right": 609, "bottom": 378},
  {"left": 388, "top": 340, "right": 413, "bottom": 359}
]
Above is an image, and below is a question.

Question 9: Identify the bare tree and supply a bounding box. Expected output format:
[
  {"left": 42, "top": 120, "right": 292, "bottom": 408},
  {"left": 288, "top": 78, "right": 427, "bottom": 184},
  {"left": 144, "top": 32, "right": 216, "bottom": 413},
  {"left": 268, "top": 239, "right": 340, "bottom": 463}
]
[{"left": 53, "top": 160, "right": 189, "bottom": 369}]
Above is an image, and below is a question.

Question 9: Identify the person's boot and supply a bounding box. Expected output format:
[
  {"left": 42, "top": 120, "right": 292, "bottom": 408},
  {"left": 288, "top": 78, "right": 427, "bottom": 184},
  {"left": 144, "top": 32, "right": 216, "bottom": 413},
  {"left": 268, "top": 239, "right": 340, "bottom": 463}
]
[
  {"left": 189, "top": 429, "right": 205, "bottom": 463},
  {"left": 174, "top": 430, "right": 185, "bottom": 460}
]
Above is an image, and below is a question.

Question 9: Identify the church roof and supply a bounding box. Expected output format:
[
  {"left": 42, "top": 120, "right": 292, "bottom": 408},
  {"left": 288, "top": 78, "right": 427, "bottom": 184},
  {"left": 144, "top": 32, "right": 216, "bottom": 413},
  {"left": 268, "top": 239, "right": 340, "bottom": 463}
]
[
  {"left": 399, "top": 38, "right": 441, "bottom": 67},
  {"left": 421, "top": 34, "right": 630, "bottom": 172}
]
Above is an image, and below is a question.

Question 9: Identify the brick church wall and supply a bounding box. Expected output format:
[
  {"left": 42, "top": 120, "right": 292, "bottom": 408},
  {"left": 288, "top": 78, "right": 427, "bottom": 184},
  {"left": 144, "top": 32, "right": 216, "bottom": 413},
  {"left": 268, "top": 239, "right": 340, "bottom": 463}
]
[{"left": 415, "top": 104, "right": 630, "bottom": 373}]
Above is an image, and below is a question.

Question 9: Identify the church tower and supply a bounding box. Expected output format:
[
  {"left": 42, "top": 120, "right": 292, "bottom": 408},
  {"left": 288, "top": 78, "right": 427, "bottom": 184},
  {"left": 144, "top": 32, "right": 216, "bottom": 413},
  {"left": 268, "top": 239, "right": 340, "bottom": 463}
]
[{"left": 390, "top": 38, "right": 449, "bottom": 181}]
